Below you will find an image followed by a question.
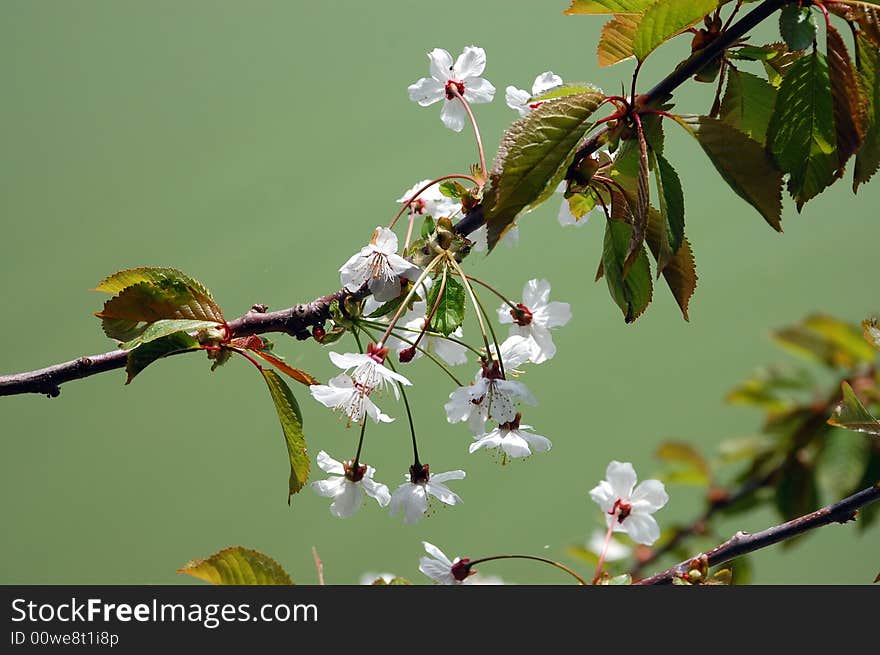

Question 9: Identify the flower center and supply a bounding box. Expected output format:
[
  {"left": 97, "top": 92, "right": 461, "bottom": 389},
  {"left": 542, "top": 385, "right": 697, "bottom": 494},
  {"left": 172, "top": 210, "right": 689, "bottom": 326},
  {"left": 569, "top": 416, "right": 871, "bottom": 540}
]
[
  {"left": 611, "top": 499, "right": 632, "bottom": 523},
  {"left": 510, "top": 303, "right": 533, "bottom": 327},
  {"left": 450, "top": 558, "right": 473, "bottom": 581},
  {"left": 412, "top": 198, "right": 427, "bottom": 214},
  {"left": 498, "top": 412, "right": 522, "bottom": 431},
  {"left": 367, "top": 342, "right": 389, "bottom": 364},
  {"left": 410, "top": 462, "right": 430, "bottom": 485},
  {"left": 481, "top": 359, "right": 503, "bottom": 380},
  {"left": 343, "top": 460, "right": 367, "bottom": 482},
  {"left": 445, "top": 79, "right": 465, "bottom": 100}
]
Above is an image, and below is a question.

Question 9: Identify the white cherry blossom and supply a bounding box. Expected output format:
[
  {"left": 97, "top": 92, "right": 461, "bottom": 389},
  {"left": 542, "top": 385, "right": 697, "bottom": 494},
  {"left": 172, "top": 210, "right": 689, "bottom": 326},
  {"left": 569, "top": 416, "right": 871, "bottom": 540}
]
[
  {"left": 309, "top": 374, "right": 393, "bottom": 424},
  {"left": 505, "top": 71, "right": 564, "bottom": 116},
  {"left": 359, "top": 572, "right": 396, "bottom": 585},
  {"left": 587, "top": 529, "right": 631, "bottom": 563},
  {"left": 589, "top": 461, "right": 669, "bottom": 546},
  {"left": 311, "top": 450, "right": 390, "bottom": 518},
  {"left": 498, "top": 279, "right": 571, "bottom": 364},
  {"left": 389, "top": 465, "right": 465, "bottom": 524},
  {"left": 388, "top": 299, "right": 469, "bottom": 366},
  {"left": 469, "top": 223, "right": 519, "bottom": 253},
  {"left": 469, "top": 420, "right": 551, "bottom": 458},
  {"left": 445, "top": 336, "right": 536, "bottom": 434},
  {"left": 328, "top": 344, "right": 411, "bottom": 398},
  {"left": 397, "top": 180, "right": 461, "bottom": 218},
  {"left": 408, "top": 46, "right": 496, "bottom": 131},
  {"left": 339, "top": 226, "right": 421, "bottom": 302},
  {"left": 419, "top": 542, "right": 472, "bottom": 585}
]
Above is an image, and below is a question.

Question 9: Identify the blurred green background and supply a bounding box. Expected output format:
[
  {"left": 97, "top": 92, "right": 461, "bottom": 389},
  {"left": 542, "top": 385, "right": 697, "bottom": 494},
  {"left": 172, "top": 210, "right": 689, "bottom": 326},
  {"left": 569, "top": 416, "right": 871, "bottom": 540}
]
[{"left": 1, "top": 0, "right": 878, "bottom": 585}]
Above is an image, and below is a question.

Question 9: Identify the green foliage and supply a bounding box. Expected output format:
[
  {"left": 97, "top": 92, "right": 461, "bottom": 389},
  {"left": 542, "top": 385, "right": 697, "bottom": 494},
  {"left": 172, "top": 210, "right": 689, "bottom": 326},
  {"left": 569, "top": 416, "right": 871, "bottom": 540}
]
[
  {"left": 645, "top": 205, "right": 697, "bottom": 321},
  {"left": 632, "top": 0, "right": 717, "bottom": 62},
  {"left": 778, "top": 5, "right": 816, "bottom": 52},
  {"left": 651, "top": 150, "right": 685, "bottom": 272},
  {"left": 828, "top": 381, "right": 880, "bottom": 436},
  {"left": 855, "top": 32, "right": 880, "bottom": 191},
  {"left": 597, "top": 14, "right": 639, "bottom": 66},
  {"left": 828, "top": 25, "right": 866, "bottom": 175},
  {"left": 483, "top": 90, "right": 604, "bottom": 250},
  {"left": 602, "top": 219, "right": 653, "bottom": 323},
  {"left": 533, "top": 83, "right": 603, "bottom": 102},
  {"left": 426, "top": 272, "right": 466, "bottom": 336},
  {"left": 371, "top": 576, "right": 413, "bottom": 585},
  {"left": 775, "top": 457, "right": 819, "bottom": 523},
  {"left": 718, "top": 68, "right": 777, "bottom": 144},
  {"left": 655, "top": 441, "right": 711, "bottom": 486},
  {"left": 816, "top": 427, "right": 872, "bottom": 504},
  {"left": 439, "top": 180, "right": 466, "bottom": 199},
  {"left": 260, "top": 369, "right": 310, "bottom": 502},
  {"left": 120, "top": 319, "right": 221, "bottom": 350},
  {"left": 767, "top": 50, "right": 838, "bottom": 210},
  {"left": 178, "top": 546, "right": 293, "bottom": 585},
  {"left": 249, "top": 349, "right": 319, "bottom": 387},
  {"left": 564, "top": 0, "right": 653, "bottom": 14},
  {"left": 674, "top": 114, "right": 783, "bottom": 230},
  {"left": 772, "top": 314, "right": 876, "bottom": 369},
  {"left": 725, "top": 365, "right": 814, "bottom": 412},
  {"left": 125, "top": 331, "right": 200, "bottom": 383}
]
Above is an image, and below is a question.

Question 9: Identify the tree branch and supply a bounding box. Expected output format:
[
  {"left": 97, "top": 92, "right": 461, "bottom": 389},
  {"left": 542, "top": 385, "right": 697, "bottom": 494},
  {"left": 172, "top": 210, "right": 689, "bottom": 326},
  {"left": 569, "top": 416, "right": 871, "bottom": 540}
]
[
  {"left": 0, "top": 288, "right": 366, "bottom": 398},
  {"left": 635, "top": 482, "right": 880, "bottom": 585}
]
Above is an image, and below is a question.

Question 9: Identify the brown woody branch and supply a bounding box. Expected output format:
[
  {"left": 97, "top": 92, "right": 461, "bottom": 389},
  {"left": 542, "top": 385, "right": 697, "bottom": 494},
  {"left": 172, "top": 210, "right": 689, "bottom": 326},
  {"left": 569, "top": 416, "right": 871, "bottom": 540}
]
[
  {"left": 0, "top": 288, "right": 365, "bottom": 398},
  {"left": 635, "top": 482, "right": 880, "bottom": 585}
]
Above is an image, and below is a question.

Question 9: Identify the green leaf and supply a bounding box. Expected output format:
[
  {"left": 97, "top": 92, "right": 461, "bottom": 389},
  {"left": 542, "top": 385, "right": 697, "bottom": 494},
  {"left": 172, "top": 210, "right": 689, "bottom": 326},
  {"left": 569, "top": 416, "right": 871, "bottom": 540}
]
[
  {"left": 775, "top": 458, "right": 819, "bottom": 522},
  {"left": 439, "top": 180, "right": 466, "bottom": 199},
  {"left": 767, "top": 49, "right": 838, "bottom": 209},
  {"left": 371, "top": 576, "right": 413, "bottom": 586},
  {"left": 178, "top": 546, "right": 293, "bottom": 585},
  {"left": 725, "top": 365, "right": 814, "bottom": 412},
  {"left": 645, "top": 205, "right": 696, "bottom": 320},
  {"left": 602, "top": 219, "right": 653, "bottom": 323},
  {"left": 863, "top": 317, "right": 880, "bottom": 350},
  {"left": 632, "top": 0, "right": 718, "bottom": 62},
  {"left": 426, "top": 273, "right": 466, "bottom": 336},
  {"left": 718, "top": 68, "right": 777, "bottom": 144},
  {"left": 533, "top": 82, "right": 603, "bottom": 102},
  {"left": 484, "top": 91, "right": 604, "bottom": 250},
  {"left": 855, "top": 32, "right": 880, "bottom": 191},
  {"left": 420, "top": 215, "right": 436, "bottom": 240},
  {"left": 778, "top": 5, "right": 816, "bottom": 52},
  {"left": 623, "top": 118, "right": 651, "bottom": 277},
  {"left": 95, "top": 267, "right": 216, "bottom": 299},
  {"left": 773, "top": 314, "right": 876, "bottom": 369},
  {"left": 597, "top": 14, "right": 639, "bottom": 66},
  {"left": 651, "top": 151, "right": 685, "bottom": 272},
  {"left": 564, "top": 0, "right": 653, "bottom": 14},
  {"left": 120, "top": 318, "right": 221, "bottom": 350},
  {"left": 125, "top": 331, "right": 200, "bottom": 383},
  {"left": 827, "top": 25, "right": 866, "bottom": 174},
  {"left": 655, "top": 441, "right": 711, "bottom": 486},
  {"left": 260, "top": 369, "right": 310, "bottom": 502},
  {"left": 828, "top": 381, "right": 880, "bottom": 436},
  {"left": 816, "top": 427, "right": 872, "bottom": 503}
]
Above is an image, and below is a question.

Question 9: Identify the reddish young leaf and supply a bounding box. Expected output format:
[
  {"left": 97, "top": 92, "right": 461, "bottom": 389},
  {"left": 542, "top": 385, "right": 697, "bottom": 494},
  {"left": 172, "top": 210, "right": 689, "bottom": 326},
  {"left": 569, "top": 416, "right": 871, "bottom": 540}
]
[
  {"left": 646, "top": 206, "right": 697, "bottom": 321},
  {"left": 250, "top": 350, "right": 319, "bottom": 387},
  {"left": 624, "top": 118, "right": 651, "bottom": 277},
  {"left": 597, "top": 14, "right": 639, "bottom": 66},
  {"left": 827, "top": 24, "right": 866, "bottom": 173}
]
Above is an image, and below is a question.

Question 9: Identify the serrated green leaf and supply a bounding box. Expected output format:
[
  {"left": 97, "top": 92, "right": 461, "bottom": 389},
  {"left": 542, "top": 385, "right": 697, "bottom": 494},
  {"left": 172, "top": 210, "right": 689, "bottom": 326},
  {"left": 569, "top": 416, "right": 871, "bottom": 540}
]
[
  {"left": 420, "top": 215, "right": 436, "bottom": 240},
  {"left": 426, "top": 273, "right": 466, "bottom": 336},
  {"left": 532, "top": 83, "right": 603, "bottom": 103},
  {"left": 95, "top": 267, "right": 215, "bottom": 299},
  {"left": 674, "top": 114, "right": 783, "bottom": 230},
  {"left": 718, "top": 68, "right": 777, "bottom": 144},
  {"left": 120, "top": 319, "right": 221, "bottom": 350},
  {"left": 773, "top": 314, "right": 876, "bottom": 368},
  {"left": 816, "top": 427, "right": 872, "bottom": 503},
  {"left": 779, "top": 5, "right": 816, "bottom": 52},
  {"left": 125, "top": 331, "right": 200, "bottom": 383},
  {"left": 261, "top": 369, "right": 309, "bottom": 501},
  {"left": 484, "top": 91, "right": 604, "bottom": 250},
  {"left": 178, "top": 546, "right": 293, "bottom": 585},
  {"left": 597, "top": 14, "right": 639, "bottom": 66},
  {"left": 439, "top": 180, "right": 466, "bottom": 199},
  {"left": 767, "top": 50, "right": 838, "bottom": 209},
  {"left": 644, "top": 204, "right": 696, "bottom": 320},
  {"left": 651, "top": 151, "right": 684, "bottom": 272},
  {"left": 828, "top": 25, "right": 866, "bottom": 174},
  {"left": 828, "top": 381, "right": 880, "bottom": 436},
  {"left": 632, "top": 0, "right": 718, "bottom": 62},
  {"left": 602, "top": 219, "right": 653, "bottom": 323},
  {"left": 564, "top": 0, "right": 653, "bottom": 14},
  {"left": 855, "top": 32, "right": 880, "bottom": 190}
]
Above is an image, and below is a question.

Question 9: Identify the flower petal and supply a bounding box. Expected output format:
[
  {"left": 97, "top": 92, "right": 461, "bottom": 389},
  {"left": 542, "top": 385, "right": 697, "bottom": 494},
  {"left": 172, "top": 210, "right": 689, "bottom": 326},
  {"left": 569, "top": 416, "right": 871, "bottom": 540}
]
[
  {"left": 526, "top": 328, "right": 556, "bottom": 364},
  {"left": 619, "top": 513, "right": 661, "bottom": 546},
  {"left": 464, "top": 77, "right": 495, "bottom": 104},
  {"left": 369, "top": 275, "right": 402, "bottom": 303},
  {"left": 500, "top": 431, "right": 532, "bottom": 458},
  {"left": 522, "top": 278, "right": 552, "bottom": 309},
  {"left": 520, "top": 429, "right": 552, "bottom": 453},
  {"left": 605, "top": 461, "right": 638, "bottom": 499},
  {"left": 330, "top": 481, "right": 363, "bottom": 518},
  {"left": 539, "top": 301, "right": 572, "bottom": 328},
  {"left": 428, "top": 48, "right": 454, "bottom": 82},
  {"left": 316, "top": 450, "right": 345, "bottom": 475},
  {"left": 408, "top": 77, "right": 445, "bottom": 106},
  {"left": 329, "top": 351, "right": 371, "bottom": 371},
  {"left": 440, "top": 100, "right": 467, "bottom": 132},
  {"left": 505, "top": 86, "right": 530, "bottom": 115},
  {"left": 429, "top": 469, "right": 466, "bottom": 484},
  {"left": 372, "top": 226, "right": 399, "bottom": 254},
  {"left": 422, "top": 541, "right": 452, "bottom": 567},
  {"left": 426, "top": 480, "right": 463, "bottom": 506},
  {"left": 630, "top": 479, "right": 669, "bottom": 513},
  {"left": 419, "top": 557, "right": 455, "bottom": 585},
  {"left": 361, "top": 477, "right": 391, "bottom": 507},
  {"left": 531, "top": 71, "right": 563, "bottom": 96},
  {"left": 454, "top": 46, "right": 487, "bottom": 79},
  {"left": 469, "top": 429, "right": 503, "bottom": 454},
  {"left": 589, "top": 481, "right": 617, "bottom": 514},
  {"left": 311, "top": 476, "right": 345, "bottom": 498}
]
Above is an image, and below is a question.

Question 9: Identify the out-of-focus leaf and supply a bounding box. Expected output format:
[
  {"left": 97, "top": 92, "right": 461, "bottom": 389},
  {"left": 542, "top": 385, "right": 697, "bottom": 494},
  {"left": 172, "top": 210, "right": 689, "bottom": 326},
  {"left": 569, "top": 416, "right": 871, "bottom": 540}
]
[
  {"left": 125, "top": 331, "right": 200, "bottom": 383},
  {"left": 726, "top": 364, "right": 815, "bottom": 412},
  {"left": 249, "top": 350, "right": 319, "bottom": 387},
  {"left": 816, "top": 427, "right": 872, "bottom": 503},
  {"left": 863, "top": 317, "right": 880, "bottom": 351},
  {"left": 773, "top": 314, "right": 876, "bottom": 369},
  {"left": 564, "top": 0, "right": 652, "bottom": 14},
  {"left": 778, "top": 5, "right": 816, "bottom": 52},
  {"left": 597, "top": 14, "right": 639, "bottom": 66},
  {"left": 426, "top": 273, "right": 465, "bottom": 336},
  {"left": 178, "top": 546, "right": 293, "bottom": 585},
  {"left": 856, "top": 449, "right": 880, "bottom": 532},
  {"left": 655, "top": 441, "right": 711, "bottom": 486},
  {"left": 566, "top": 545, "right": 601, "bottom": 566},
  {"left": 827, "top": 24, "right": 866, "bottom": 174},
  {"left": 602, "top": 219, "right": 653, "bottom": 323},
  {"left": 595, "top": 573, "right": 632, "bottom": 585},
  {"left": 718, "top": 68, "right": 777, "bottom": 144},
  {"left": 371, "top": 576, "right": 413, "bottom": 586},
  {"left": 483, "top": 91, "right": 604, "bottom": 250},
  {"left": 729, "top": 556, "right": 753, "bottom": 586},
  {"left": 645, "top": 205, "right": 696, "bottom": 321},
  {"left": 632, "top": 0, "right": 718, "bottom": 62},
  {"left": 718, "top": 434, "right": 776, "bottom": 463},
  {"left": 767, "top": 50, "right": 839, "bottom": 209},
  {"left": 828, "top": 381, "right": 880, "bottom": 436},
  {"left": 120, "top": 319, "right": 220, "bottom": 350},
  {"left": 706, "top": 569, "right": 733, "bottom": 585},
  {"left": 854, "top": 32, "right": 880, "bottom": 191},
  {"left": 260, "top": 369, "right": 309, "bottom": 502},
  {"left": 674, "top": 114, "right": 783, "bottom": 230},
  {"left": 775, "top": 458, "right": 819, "bottom": 523}
]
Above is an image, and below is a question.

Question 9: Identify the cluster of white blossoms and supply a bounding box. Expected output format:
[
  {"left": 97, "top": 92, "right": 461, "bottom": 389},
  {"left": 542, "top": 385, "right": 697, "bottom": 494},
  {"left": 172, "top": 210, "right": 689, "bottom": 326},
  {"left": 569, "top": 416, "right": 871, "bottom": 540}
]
[{"left": 418, "top": 462, "right": 668, "bottom": 584}]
